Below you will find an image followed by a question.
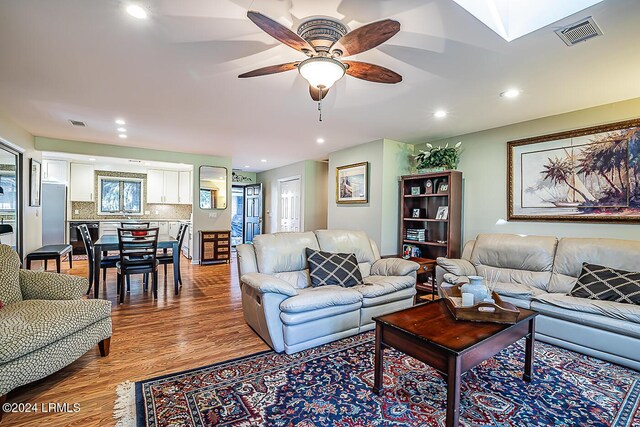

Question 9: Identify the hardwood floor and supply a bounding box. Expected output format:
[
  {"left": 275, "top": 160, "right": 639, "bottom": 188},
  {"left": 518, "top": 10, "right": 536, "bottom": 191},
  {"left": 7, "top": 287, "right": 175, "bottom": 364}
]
[{"left": 3, "top": 255, "right": 269, "bottom": 426}]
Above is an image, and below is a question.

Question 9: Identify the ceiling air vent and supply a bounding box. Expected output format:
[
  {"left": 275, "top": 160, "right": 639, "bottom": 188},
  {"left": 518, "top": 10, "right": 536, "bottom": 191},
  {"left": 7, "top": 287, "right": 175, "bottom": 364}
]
[
  {"left": 68, "top": 119, "right": 86, "bottom": 127},
  {"left": 555, "top": 17, "right": 602, "bottom": 46}
]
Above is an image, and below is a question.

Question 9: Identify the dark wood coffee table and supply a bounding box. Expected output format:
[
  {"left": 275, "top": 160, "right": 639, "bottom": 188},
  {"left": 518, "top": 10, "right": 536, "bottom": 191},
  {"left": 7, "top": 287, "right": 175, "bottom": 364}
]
[{"left": 373, "top": 299, "right": 537, "bottom": 427}]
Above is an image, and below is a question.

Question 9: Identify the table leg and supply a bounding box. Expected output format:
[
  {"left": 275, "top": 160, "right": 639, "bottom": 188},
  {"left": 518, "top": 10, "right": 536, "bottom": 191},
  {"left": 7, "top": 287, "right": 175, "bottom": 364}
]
[
  {"left": 432, "top": 268, "right": 437, "bottom": 299},
  {"left": 56, "top": 256, "right": 61, "bottom": 273},
  {"left": 446, "top": 355, "right": 461, "bottom": 427},
  {"left": 523, "top": 318, "right": 535, "bottom": 382},
  {"left": 94, "top": 249, "right": 102, "bottom": 299},
  {"left": 68, "top": 252, "right": 73, "bottom": 269},
  {"left": 27, "top": 257, "right": 32, "bottom": 270},
  {"left": 373, "top": 325, "right": 384, "bottom": 395},
  {"left": 173, "top": 242, "right": 179, "bottom": 295}
]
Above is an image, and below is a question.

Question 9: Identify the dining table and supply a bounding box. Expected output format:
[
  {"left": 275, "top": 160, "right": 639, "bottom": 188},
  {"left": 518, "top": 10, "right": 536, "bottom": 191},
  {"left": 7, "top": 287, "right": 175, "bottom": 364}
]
[{"left": 93, "top": 234, "right": 180, "bottom": 298}]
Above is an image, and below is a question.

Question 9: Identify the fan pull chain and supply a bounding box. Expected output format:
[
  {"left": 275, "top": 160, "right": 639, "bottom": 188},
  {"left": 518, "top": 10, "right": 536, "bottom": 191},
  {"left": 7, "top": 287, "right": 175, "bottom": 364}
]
[{"left": 318, "top": 87, "right": 323, "bottom": 122}]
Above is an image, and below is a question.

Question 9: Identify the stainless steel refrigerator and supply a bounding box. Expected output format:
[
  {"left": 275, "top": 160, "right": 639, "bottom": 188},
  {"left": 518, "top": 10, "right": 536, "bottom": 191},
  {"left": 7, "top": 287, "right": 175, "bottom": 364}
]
[{"left": 42, "top": 183, "right": 67, "bottom": 245}]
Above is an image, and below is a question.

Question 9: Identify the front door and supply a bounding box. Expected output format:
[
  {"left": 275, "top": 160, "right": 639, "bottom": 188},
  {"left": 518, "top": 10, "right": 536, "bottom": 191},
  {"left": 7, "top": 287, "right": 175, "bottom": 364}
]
[
  {"left": 244, "top": 184, "right": 262, "bottom": 244},
  {"left": 278, "top": 177, "right": 301, "bottom": 232}
]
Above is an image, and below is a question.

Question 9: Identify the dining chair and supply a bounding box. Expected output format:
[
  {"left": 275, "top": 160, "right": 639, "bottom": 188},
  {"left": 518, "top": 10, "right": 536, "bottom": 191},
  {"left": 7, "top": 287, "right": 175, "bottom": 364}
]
[
  {"left": 116, "top": 227, "right": 159, "bottom": 304},
  {"left": 157, "top": 222, "right": 188, "bottom": 285},
  {"left": 120, "top": 222, "right": 151, "bottom": 229},
  {"left": 78, "top": 224, "right": 119, "bottom": 295}
]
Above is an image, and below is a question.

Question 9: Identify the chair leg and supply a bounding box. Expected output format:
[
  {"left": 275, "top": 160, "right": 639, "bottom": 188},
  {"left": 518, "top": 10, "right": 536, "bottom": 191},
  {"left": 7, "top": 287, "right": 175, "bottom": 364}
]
[
  {"left": 118, "top": 274, "right": 125, "bottom": 304},
  {"left": 153, "top": 271, "right": 158, "bottom": 299},
  {"left": 68, "top": 253, "right": 73, "bottom": 269},
  {"left": 98, "top": 337, "right": 111, "bottom": 357},
  {"left": 143, "top": 273, "right": 148, "bottom": 291},
  {"left": 86, "top": 268, "right": 93, "bottom": 295},
  {"left": 44, "top": 259, "right": 48, "bottom": 271},
  {"left": 0, "top": 394, "right": 6, "bottom": 422},
  {"left": 164, "top": 263, "right": 167, "bottom": 275},
  {"left": 103, "top": 267, "right": 107, "bottom": 282},
  {"left": 126, "top": 275, "right": 131, "bottom": 292}
]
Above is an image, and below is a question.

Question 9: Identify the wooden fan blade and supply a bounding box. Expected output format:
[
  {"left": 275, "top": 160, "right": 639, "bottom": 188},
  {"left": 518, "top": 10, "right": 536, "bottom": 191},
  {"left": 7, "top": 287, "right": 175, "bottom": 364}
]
[
  {"left": 343, "top": 61, "right": 402, "bottom": 83},
  {"left": 331, "top": 19, "right": 400, "bottom": 57},
  {"left": 247, "top": 11, "right": 315, "bottom": 54},
  {"left": 238, "top": 62, "right": 299, "bottom": 78},
  {"left": 309, "top": 85, "right": 330, "bottom": 101}
]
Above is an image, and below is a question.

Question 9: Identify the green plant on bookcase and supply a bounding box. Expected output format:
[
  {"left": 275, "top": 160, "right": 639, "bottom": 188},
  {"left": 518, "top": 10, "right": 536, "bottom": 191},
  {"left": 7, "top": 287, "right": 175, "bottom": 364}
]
[{"left": 415, "top": 141, "right": 462, "bottom": 172}]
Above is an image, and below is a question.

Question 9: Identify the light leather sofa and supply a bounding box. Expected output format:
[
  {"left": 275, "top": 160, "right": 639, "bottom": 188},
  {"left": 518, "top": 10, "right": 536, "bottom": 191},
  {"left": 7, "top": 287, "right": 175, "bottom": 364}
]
[
  {"left": 237, "top": 230, "right": 419, "bottom": 354},
  {"left": 436, "top": 233, "right": 640, "bottom": 371}
]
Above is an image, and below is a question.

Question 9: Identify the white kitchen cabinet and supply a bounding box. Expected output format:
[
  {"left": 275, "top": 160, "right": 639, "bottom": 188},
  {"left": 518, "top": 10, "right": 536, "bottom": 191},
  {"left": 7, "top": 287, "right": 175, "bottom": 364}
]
[
  {"left": 146, "top": 169, "right": 182, "bottom": 204},
  {"left": 178, "top": 171, "right": 192, "bottom": 204},
  {"left": 163, "top": 171, "right": 179, "bottom": 204},
  {"left": 99, "top": 222, "right": 120, "bottom": 237},
  {"left": 146, "top": 170, "right": 165, "bottom": 203},
  {"left": 70, "top": 163, "right": 95, "bottom": 201},
  {"left": 168, "top": 221, "right": 180, "bottom": 238},
  {"left": 158, "top": 221, "right": 169, "bottom": 235},
  {"left": 42, "top": 159, "right": 68, "bottom": 182}
]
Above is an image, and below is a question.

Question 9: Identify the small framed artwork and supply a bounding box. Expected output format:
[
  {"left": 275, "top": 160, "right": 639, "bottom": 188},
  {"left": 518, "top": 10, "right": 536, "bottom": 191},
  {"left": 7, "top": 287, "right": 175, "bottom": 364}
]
[
  {"left": 411, "top": 246, "right": 422, "bottom": 258},
  {"left": 424, "top": 179, "right": 434, "bottom": 194},
  {"left": 402, "top": 244, "right": 412, "bottom": 259},
  {"left": 412, "top": 208, "right": 420, "bottom": 218},
  {"left": 336, "top": 162, "right": 368, "bottom": 204},
  {"left": 29, "top": 158, "right": 42, "bottom": 207},
  {"left": 437, "top": 182, "right": 449, "bottom": 194},
  {"left": 410, "top": 186, "right": 421, "bottom": 196},
  {"left": 436, "top": 206, "right": 449, "bottom": 220}
]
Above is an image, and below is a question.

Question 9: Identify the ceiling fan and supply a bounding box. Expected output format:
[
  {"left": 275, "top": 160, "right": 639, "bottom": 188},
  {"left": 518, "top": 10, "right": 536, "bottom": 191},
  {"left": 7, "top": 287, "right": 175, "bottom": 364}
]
[{"left": 239, "top": 11, "right": 402, "bottom": 103}]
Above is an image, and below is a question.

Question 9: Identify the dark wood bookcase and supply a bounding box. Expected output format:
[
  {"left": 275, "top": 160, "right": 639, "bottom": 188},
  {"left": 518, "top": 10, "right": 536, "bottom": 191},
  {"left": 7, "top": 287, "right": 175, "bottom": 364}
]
[{"left": 400, "top": 170, "right": 462, "bottom": 261}]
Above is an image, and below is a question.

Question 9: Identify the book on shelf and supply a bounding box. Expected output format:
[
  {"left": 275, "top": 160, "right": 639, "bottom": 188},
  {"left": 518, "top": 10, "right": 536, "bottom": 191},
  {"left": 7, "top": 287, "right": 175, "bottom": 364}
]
[{"left": 406, "top": 228, "right": 426, "bottom": 242}]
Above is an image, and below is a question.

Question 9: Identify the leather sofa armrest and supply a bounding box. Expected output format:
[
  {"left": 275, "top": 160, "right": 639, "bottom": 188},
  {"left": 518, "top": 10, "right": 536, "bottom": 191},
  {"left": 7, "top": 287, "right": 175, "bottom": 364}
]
[
  {"left": 443, "top": 273, "right": 470, "bottom": 284},
  {"left": 241, "top": 272, "right": 298, "bottom": 297},
  {"left": 19, "top": 270, "right": 87, "bottom": 300},
  {"left": 371, "top": 258, "right": 419, "bottom": 276},
  {"left": 436, "top": 257, "right": 476, "bottom": 277}
]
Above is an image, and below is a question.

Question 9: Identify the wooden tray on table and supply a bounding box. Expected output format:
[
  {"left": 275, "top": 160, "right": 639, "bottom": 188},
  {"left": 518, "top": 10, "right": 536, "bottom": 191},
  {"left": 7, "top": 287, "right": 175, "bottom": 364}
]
[{"left": 441, "top": 283, "right": 520, "bottom": 324}]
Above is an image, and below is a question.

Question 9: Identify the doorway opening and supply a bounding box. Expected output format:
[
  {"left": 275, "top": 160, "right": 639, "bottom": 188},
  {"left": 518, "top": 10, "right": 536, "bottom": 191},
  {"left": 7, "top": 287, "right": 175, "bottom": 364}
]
[
  {"left": 231, "top": 186, "right": 244, "bottom": 246},
  {"left": 278, "top": 176, "right": 301, "bottom": 232},
  {"left": 0, "top": 141, "right": 22, "bottom": 258}
]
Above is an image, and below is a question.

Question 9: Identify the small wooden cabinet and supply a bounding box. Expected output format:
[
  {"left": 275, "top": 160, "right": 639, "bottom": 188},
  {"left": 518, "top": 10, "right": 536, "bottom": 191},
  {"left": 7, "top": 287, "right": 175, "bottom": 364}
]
[{"left": 199, "top": 230, "right": 231, "bottom": 264}]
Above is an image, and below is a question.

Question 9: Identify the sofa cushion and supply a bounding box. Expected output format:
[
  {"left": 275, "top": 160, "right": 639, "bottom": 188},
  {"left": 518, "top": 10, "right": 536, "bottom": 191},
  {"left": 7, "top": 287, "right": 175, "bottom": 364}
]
[
  {"left": 550, "top": 237, "right": 640, "bottom": 293},
  {"left": 533, "top": 293, "right": 640, "bottom": 325},
  {"left": 491, "top": 281, "right": 548, "bottom": 301},
  {"left": 314, "top": 230, "right": 377, "bottom": 264},
  {"left": 0, "top": 244, "right": 22, "bottom": 305},
  {"left": 0, "top": 299, "right": 112, "bottom": 363},
  {"left": 570, "top": 263, "right": 640, "bottom": 305},
  {"left": 306, "top": 248, "right": 362, "bottom": 288},
  {"left": 279, "top": 286, "right": 363, "bottom": 314},
  {"left": 470, "top": 234, "right": 557, "bottom": 272},
  {"left": 273, "top": 270, "right": 310, "bottom": 289},
  {"left": 475, "top": 265, "right": 552, "bottom": 292},
  {"left": 355, "top": 275, "right": 415, "bottom": 299},
  {"left": 253, "top": 232, "right": 319, "bottom": 275}
]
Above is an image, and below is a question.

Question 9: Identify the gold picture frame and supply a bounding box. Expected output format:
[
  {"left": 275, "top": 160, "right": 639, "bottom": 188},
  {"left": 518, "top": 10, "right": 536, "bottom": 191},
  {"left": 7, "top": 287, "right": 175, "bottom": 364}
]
[
  {"left": 336, "top": 162, "right": 368, "bottom": 204},
  {"left": 508, "top": 118, "right": 640, "bottom": 223}
]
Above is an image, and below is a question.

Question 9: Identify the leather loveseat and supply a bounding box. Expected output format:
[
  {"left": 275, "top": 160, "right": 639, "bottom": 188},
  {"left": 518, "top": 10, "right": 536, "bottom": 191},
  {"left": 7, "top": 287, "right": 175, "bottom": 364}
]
[
  {"left": 237, "top": 230, "right": 419, "bottom": 354},
  {"left": 436, "top": 233, "right": 640, "bottom": 370}
]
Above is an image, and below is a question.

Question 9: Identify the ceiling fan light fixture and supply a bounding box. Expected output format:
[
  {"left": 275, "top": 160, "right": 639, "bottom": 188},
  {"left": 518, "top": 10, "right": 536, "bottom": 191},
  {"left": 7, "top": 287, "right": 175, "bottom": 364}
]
[{"left": 298, "top": 57, "right": 346, "bottom": 90}]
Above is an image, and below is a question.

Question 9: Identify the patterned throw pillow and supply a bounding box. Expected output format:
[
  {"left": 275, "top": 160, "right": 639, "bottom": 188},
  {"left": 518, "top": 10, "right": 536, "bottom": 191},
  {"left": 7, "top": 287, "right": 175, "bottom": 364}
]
[
  {"left": 570, "top": 263, "right": 640, "bottom": 305},
  {"left": 306, "top": 248, "right": 363, "bottom": 288}
]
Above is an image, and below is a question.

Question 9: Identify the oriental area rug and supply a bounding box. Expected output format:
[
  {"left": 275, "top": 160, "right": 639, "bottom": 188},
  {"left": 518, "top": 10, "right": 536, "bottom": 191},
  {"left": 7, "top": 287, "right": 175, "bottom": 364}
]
[{"left": 114, "top": 332, "right": 640, "bottom": 426}]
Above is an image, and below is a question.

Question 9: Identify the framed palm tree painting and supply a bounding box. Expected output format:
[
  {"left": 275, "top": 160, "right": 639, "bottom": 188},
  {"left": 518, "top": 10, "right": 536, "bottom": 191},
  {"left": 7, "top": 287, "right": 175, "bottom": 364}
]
[{"left": 508, "top": 118, "right": 640, "bottom": 223}]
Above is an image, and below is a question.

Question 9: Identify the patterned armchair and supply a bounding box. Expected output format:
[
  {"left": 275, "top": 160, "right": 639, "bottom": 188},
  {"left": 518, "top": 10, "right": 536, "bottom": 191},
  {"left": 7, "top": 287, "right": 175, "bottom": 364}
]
[{"left": 0, "top": 245, "right": 111, "bottom": 417}]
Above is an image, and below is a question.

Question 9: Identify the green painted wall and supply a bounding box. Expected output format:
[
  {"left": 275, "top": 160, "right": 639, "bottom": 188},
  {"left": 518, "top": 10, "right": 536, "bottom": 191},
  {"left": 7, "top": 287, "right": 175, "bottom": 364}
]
[
  {"left": 417, "top": 97, "right": 640, "bottom": 244},
  {"left": 35, "top": 136, "right": 232, "bottom": 262}
]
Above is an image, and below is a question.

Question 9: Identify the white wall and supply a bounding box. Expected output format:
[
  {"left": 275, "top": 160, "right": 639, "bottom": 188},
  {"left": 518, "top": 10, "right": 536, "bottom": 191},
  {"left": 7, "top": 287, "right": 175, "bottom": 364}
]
[
  {"left": 0, "top": 109, "right": 41, "bottom": 257},
  {"left": 419, "top": 97, "right": 640, "bottom": 244},
  {"left": 328, "top": 139, "right": 413, "bottom": 256},
  {"left": 257, "top": 160, "right": 328, "bottom": 234}
]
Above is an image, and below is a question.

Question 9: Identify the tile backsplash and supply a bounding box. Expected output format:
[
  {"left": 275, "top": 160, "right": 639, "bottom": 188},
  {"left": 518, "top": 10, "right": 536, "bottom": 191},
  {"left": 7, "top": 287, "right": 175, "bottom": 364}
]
[{"left": 70, "top": 169, "right": 192, "bottom": 220}]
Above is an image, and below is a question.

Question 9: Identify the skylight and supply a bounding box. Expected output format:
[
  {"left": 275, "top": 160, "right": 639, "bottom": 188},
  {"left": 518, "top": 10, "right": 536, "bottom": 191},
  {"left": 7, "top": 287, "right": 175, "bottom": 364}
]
[{"left": 451, "top": 0, "right": 604, "bottom": 41}]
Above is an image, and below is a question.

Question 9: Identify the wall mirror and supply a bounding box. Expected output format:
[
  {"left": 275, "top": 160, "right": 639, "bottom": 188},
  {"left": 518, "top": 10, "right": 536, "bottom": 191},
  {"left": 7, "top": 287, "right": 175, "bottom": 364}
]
[{"left": 199, "top": 166, "right": 227, "bottom": 209}]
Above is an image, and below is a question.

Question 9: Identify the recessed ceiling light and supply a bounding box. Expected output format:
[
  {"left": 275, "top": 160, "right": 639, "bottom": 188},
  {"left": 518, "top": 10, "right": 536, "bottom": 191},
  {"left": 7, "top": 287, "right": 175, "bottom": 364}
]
[
  {"left": 317, "top": 138, "right": 325, "bottom": 144},
  {"left": 434, "top": 110, "right": 447, "bottom": 118},
  {"left": 88, "top": 158, "right": 96, "bottom": 162},
  {"left": 117, "top": 127, "right": 127, "bottom": 132},
  {"left": 144, "top": 162, "right": 151, "bottom": 166},
  {"left": 500, "top": 89, "right": 521, "bottom": 98},
  {"left": 244, "top": 165, "right": 250, "bottom": 168},
  {"left": 115, "top": 119, "right": 126, "bottom": 125},
  {"left": 119, "top": 134, "right": 127, "bottom": 139},
  {"left": 260, "top": 159, "right": 267, "bottom": 163},
  {"left": 126, "top": 4, "right": 148, "bottom": 19}
]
